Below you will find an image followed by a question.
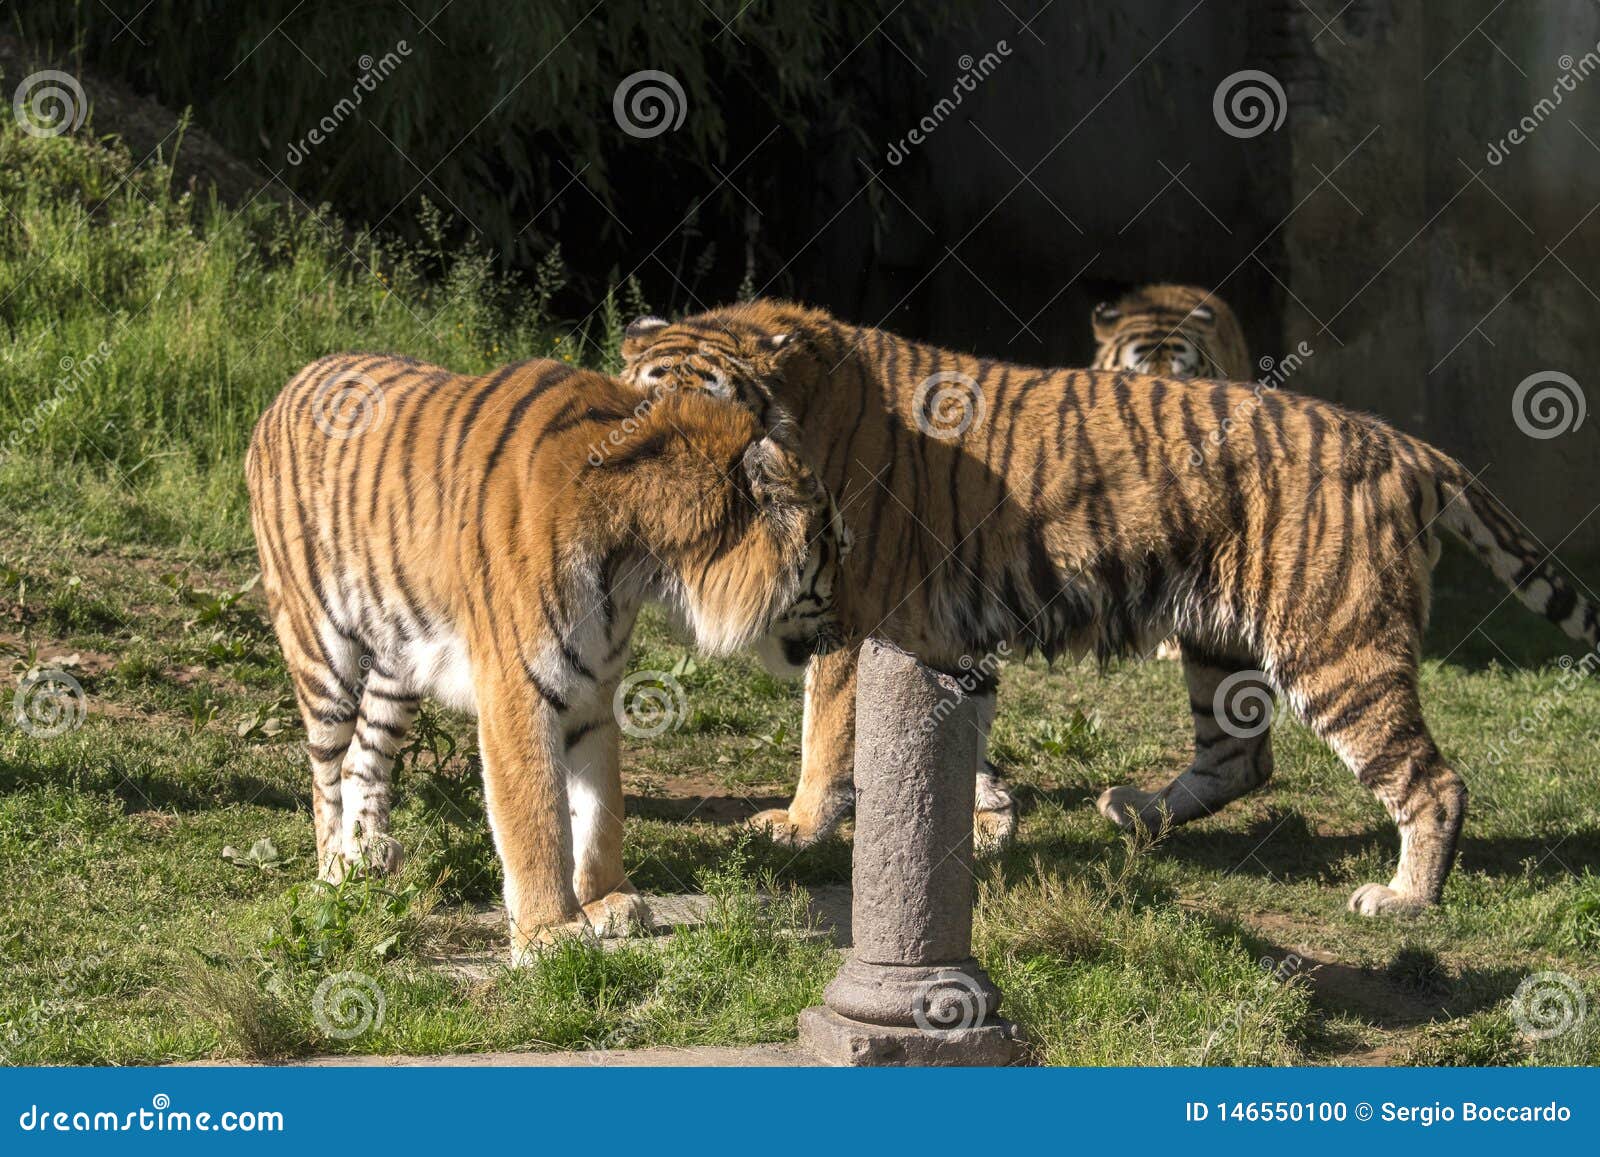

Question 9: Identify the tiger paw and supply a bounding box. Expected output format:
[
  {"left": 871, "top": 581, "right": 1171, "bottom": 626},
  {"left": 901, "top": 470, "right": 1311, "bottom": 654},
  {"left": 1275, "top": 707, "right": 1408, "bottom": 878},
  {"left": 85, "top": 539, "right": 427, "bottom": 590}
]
[
  {"left": 748, "top": 808, "right": 809, "bottom": 847},
  {"left": 1347, "top": 882, "right": 1429, "bottom": 918},
  {"left": 975, "top": 766, "right": 1017, "bottom": 853},
  {"left": 974, "top": 802, "right": 1017, "bottom": 853},
  {"left": 508, "top": 917, "right": 596, "bottom": 966},
  {"left": 321, "top": 834, "right": 405, "bottom": 884},
  {"left": 1095, "top": 785, "right": 1159, "bottom": 833},
  {"left": 582, "top": 887, "right": 651, "bottom": 938},
  {"left": 340, "top": 833, "right": 405, "bottom": 877}
]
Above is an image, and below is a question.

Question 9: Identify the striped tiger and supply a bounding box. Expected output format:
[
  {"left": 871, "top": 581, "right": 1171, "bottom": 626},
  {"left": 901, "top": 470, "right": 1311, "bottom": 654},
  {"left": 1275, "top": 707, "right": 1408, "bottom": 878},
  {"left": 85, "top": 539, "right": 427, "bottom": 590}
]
[
  {"left": 620, "top": 301, "right": 1598, "bottom": 917},
  {"left": 247, "top": 353, "right": 847, "bottom": 958},
  {"left": 1090, "top": 283, "right": 1251, "bottom": 380},
  {"left": 1091, "top": 284, "right": 1255, "bottom": 660}
]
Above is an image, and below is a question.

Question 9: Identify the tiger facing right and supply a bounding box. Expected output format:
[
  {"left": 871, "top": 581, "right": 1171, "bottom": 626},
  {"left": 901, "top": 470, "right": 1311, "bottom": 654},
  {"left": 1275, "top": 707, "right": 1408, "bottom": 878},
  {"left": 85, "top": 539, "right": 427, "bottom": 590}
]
[{"left": 621, "top": 299, "right": 1599, "bottom": 917}]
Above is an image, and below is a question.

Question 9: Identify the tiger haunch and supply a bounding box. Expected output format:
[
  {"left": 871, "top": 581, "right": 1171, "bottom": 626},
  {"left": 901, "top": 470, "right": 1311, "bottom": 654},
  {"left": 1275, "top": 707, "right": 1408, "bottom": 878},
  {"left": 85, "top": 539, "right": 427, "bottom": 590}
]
[{"left": 247, "top": 353, "right": 846, "bottom": 958}]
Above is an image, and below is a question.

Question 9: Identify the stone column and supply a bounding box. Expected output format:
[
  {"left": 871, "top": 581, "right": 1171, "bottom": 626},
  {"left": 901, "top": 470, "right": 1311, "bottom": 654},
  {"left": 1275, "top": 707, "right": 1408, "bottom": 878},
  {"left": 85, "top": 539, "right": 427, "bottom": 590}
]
[{"left": 798, "top": 640, "right": 1025, "bottom": 1065}]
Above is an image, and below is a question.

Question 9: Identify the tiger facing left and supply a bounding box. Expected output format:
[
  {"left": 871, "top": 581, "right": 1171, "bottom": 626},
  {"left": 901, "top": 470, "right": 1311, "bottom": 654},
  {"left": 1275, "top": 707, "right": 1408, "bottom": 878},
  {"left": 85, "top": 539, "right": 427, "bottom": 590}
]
[{"left": 247, "top": 353, "right": 847, "bottom": 960}]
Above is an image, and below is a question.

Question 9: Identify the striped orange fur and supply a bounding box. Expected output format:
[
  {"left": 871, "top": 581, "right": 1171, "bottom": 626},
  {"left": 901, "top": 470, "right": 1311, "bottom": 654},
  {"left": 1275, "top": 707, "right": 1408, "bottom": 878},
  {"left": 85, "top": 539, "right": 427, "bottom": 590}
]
[
  {"left": 621, "top": 300, "right": 1599, "bottom": 916},
  {"left": 1093, "top": 285, "right": 1255, "bottom": 661},
  {"left": 247, "top": 353, "right": 845, "bottom": 958}
]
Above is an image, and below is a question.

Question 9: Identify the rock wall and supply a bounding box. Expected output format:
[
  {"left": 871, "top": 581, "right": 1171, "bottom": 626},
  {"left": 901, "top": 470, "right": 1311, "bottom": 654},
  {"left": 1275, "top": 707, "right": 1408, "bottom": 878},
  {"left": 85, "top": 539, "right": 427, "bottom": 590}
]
[{"left": 802, "top": 0, "right": 1598, "bottom": 555}]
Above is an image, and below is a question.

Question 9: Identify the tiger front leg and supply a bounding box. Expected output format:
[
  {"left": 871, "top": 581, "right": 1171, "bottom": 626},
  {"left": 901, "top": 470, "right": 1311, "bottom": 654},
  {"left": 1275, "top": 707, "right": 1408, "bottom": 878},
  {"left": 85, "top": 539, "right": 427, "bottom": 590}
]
[
  {"left": 565, "top": 701, "right": 651, "bottom": 937},
  {"left": 1097, "top": 648, "right": 1275, "bottom": 834},
  {"left": 474, "top": 670, "right": 589, "bottom": 963},
  {"left": 748, "top": 645, "right": 858, "bottom": 846}
]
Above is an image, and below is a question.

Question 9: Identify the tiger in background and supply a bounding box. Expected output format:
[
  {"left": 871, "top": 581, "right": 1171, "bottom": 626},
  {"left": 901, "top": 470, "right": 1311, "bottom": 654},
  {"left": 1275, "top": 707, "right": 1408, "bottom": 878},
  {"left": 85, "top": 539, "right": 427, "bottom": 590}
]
[
  {"left": 1091, "top": 283, "right": 1251, "bottom": 381},
  {"left": 248, "top": 353, "right": 848, "bottom": 960},
  {"left": 1091, "top": 284, "right": 1254, "bottom": 665},
  {"left": 620, "top": 300, "right": 1599, "bottom": 917}
]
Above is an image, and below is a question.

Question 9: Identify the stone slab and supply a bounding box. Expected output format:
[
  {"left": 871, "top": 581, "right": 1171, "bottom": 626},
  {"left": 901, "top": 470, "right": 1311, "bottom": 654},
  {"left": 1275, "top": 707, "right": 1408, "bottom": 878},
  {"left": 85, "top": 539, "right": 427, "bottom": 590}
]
[
  {"left": 178, "top": 1043, "right": 818, "bottom": 1067},
  {"left": 797, "top": 1005, "right": 1028, "bottom": 1067}
]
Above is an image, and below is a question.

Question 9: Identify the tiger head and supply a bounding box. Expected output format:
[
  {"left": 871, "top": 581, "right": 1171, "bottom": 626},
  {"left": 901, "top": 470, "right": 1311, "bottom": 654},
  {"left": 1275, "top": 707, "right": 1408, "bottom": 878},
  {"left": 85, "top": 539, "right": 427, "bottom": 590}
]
[
  {"left": 735, "top": 431, "right": 852, "bottom": 677},
  {"left": 1090, "top": 284, "right": 1250, "bottom": 380},
  {"left": 619, "top": 306, "right": 817, "bottom": 439},
  {"left": 633, "top": 381, "right": 850, "bottom": 676}
]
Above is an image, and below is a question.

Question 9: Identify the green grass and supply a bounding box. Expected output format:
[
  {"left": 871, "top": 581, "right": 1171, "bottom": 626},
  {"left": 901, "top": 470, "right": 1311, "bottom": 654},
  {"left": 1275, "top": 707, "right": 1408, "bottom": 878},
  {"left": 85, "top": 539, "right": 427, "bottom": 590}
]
[{"left": 2, "top": 104, "right": 1598, "bottom": 1067}]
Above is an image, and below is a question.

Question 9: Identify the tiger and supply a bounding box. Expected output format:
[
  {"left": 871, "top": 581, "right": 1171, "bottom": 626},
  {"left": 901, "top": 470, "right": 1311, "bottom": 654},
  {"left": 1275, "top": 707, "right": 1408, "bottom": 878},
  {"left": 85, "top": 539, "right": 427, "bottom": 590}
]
[
  {"left": 246, "top": 352, "right": 848, "bottom": 960},
  {"left": 619, "top": 299, "right": 1599, "bottom": 917},
  {"left": 1090, "top": 283, "right": 1251, "bottom": 381},
  {"left": 1091, "top": 284, "right": 1255, "bottom": 659}
]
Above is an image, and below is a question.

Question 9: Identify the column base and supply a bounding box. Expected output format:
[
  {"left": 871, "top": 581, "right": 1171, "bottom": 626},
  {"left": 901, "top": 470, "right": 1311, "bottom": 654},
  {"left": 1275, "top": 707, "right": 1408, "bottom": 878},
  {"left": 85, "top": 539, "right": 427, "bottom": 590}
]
[{"left": 798, "top": 1006, "right": 1028, "bottom": 1067}]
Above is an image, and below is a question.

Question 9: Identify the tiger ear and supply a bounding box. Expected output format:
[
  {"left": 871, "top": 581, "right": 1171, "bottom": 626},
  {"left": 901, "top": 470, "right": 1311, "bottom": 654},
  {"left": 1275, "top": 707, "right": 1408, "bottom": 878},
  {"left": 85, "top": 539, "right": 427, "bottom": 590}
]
[
  {"left": 621, "top": 315, "right": 669, "bottom": 361},
  {"left": 752, "top": 330, "right": 804, "bottom": 365},
  {"left": 1092, "top": 302, "right": 1120, "bottom": 339},
  {"left": 1188, "top": 303, "right": 1216, "bottom": 326}
]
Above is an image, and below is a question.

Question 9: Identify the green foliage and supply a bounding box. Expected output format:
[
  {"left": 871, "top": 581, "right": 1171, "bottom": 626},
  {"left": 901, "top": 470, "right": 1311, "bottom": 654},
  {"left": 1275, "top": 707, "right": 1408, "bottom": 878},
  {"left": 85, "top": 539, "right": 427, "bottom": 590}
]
[
  {"left": 18, "top": 0, "right": 974, "bottom": 279},
  {"left": 0, "top": 107, "right": 601, "bottom": 552}
]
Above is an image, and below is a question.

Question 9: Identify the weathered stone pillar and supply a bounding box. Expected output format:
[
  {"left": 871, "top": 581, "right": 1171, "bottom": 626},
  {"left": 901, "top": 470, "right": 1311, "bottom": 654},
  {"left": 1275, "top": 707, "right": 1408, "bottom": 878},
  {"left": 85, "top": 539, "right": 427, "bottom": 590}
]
[{"left": 798, "top": 640, "right": 1025, "bottom": 1065}]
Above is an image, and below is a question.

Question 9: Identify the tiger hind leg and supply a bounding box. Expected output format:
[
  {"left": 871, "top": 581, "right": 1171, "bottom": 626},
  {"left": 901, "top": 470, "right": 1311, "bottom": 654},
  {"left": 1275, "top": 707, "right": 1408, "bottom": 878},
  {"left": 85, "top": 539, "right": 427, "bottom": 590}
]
[
  {"left": 280, "top": 639, "right": 364, "bottom": 882},
  {"left": 1097, "top": 646, "right": 1275, "bottom": 833},
  {"left": 1286, "top": 659, "right": 1465, "bottom": 916},
  {"left": 336, "top": 662, "right": 419, "bottom": 879}
]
